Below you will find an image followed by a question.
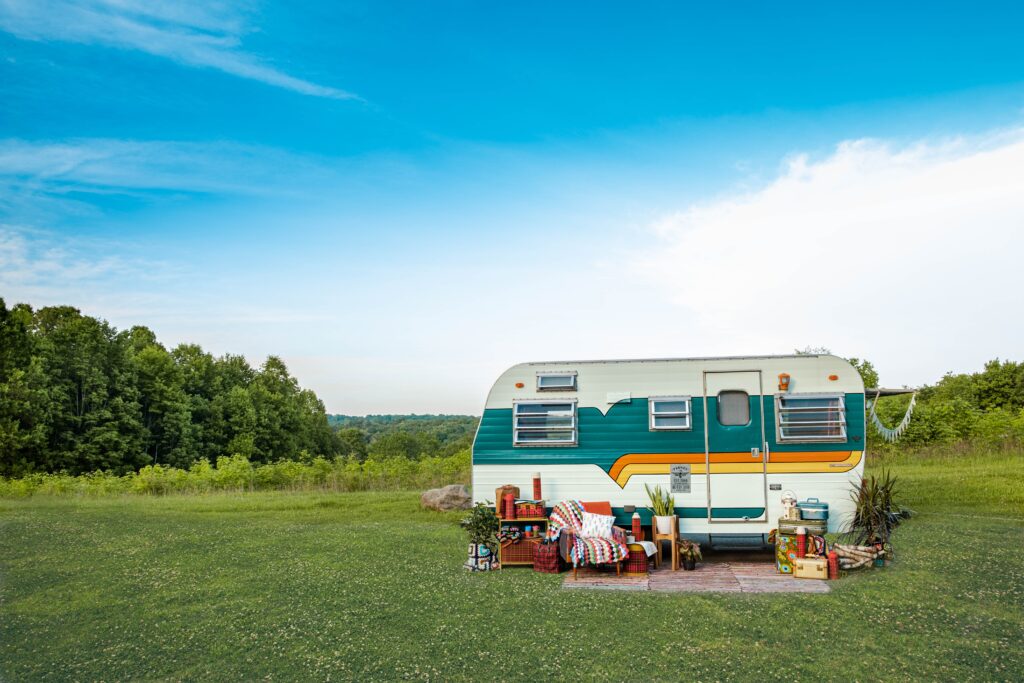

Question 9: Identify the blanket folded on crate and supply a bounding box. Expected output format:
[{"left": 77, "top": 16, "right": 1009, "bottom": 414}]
[{"left": 547, "top": 500, "right": 628, "bottom": 567}]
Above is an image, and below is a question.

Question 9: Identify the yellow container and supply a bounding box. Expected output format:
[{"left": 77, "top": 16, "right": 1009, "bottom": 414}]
[{"left": 793, "top": 557, "right": 828, "bottom": 580}]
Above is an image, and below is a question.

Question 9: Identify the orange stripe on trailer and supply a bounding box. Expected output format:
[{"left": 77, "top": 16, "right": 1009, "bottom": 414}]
[
  {"left": 766, "top": 451, "right": 853, "bottom": 463},
  {"left": 609, "top": 451, "right": 862, "bottom": 488},
  {"left": 608, "top": 450, "right": 854, "bottom": 479}
]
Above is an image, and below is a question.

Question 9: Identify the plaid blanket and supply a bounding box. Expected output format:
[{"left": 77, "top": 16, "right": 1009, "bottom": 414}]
[{"left": 547, "top": 500, "right": 628, "bottom": 567}]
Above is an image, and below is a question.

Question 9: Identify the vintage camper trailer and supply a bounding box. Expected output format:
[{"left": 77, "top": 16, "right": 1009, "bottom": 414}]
[{"left": 471, "top": 354, "right": 865, "bottom": 547}]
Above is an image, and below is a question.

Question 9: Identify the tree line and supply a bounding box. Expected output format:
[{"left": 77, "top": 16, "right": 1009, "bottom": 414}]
[
  {"left": 328, "top": 414, "right": 477, "bottom": 461},
  {"left": 0, "top": 299, "right": 482, "bottom": 477},
  {"left": 0, "top": 299, "right": 354, "bottom": 476}
]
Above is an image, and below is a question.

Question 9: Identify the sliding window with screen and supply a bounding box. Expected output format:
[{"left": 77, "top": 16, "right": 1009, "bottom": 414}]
[
  {"left": 776, "top": 394, "right": 847, "bottom": 442},
  {"left": 512, "top": 400, "right": 578, "bottom": 446},
  {"left": 649, "top": 397, "right": 692, "bottom": 430}
]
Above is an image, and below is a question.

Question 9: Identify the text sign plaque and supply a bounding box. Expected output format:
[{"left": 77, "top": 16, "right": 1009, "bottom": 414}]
[{"left": 670, "top": 464, "right": 691, "bottom": 494}]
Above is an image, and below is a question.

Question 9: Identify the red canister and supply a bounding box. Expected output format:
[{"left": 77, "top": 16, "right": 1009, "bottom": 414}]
[
  {"left": 532, "top": 472, "right": 542, "bottom": 500},
  {"left": 632, "top": 512, "right": 641, "bottom": 539},
  {"left": 503, "top": 493, "right": 516, "bottom": 520},
  {"left": 796, "top": 527, "right": 807, "bottom": 559},
  {"left": 828, "top": 550, "right": 839, "bottom": 579}
]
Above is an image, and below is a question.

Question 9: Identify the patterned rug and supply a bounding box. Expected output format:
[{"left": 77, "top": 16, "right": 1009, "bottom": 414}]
[{"left": 562, "top": 562, "right": 830, "bottom": 593}]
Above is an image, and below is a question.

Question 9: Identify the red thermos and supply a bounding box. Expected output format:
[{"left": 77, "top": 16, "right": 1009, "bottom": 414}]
[
  {"left": 532, "top": 472, "right": 542, "bottom": 500},
  {"left": 828, "top": 550, "right": 839, "bottom": 579},
  {"left": 632, "top": 512, "right": 641, "bottom": 539},
  {"left": 503, "top": 493, "right": 516, "bottom": 520},
  {"left": 796, "top": 527, "right": 807, "bottom": 559}
]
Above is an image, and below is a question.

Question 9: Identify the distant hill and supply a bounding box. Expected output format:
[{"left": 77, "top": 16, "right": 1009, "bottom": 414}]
[
  {"left": 328, "top": 414, "right": 477, "bottom": 433},
  {"left": 327, "top": 414, "right": 479, "bottom": 459}
]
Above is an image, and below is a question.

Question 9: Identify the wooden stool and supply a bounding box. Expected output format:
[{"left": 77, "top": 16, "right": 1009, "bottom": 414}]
[{"left": 650, "top": 516, "right": 679, "bottom": 570}]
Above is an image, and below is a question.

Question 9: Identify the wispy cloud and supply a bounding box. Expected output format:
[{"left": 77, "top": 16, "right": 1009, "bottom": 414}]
[
  {"left": 0, "top": 138, "right": 339, "bottom": 195},
  {"left": 0, "top": 223, "right": 184, "bottom": 315},
  {"left": 633, "top": 127, "right": 1024, "bottom": 385},
  {"left": 0, "top": 225, "right": 121, "bottom": 285},
  {"left": 0, "top": 0, "right": 358, "bottom": 99}
]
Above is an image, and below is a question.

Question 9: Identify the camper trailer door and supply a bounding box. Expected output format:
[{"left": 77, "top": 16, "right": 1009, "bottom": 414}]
[{"left": 703, "top": 370, "right": 768, "bottom": 523}]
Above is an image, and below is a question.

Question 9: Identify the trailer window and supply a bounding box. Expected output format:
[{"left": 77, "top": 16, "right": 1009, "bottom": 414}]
[
  {"left": 717, "top": 391, "right": 750, "bottom": 426},
  {"left": 536, "top": 372, "right": 577, "bottom": 391},
  {"left": 649, "top": 397, "right": 691, "bottom": 430},
  {"left": 513, "top": 400, "right": 577, "bottom": 446},
  {"left": 777, "top": 394, "right": 847, "bottom": 442}
]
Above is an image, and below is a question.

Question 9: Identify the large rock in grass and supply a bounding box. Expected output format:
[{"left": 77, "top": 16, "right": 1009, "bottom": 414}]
[{"left": 421, "top": 484, "right": 472, "bottom": 511}]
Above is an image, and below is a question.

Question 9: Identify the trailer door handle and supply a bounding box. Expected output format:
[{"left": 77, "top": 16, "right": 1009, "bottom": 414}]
[{"left": 751, "top": 448, "right": 760, "bottom": 459}]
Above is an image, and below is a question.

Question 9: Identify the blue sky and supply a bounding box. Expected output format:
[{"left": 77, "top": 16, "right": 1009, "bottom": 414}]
[{"left": 2, "top": 1, "right": 1024, "bottom": 413}]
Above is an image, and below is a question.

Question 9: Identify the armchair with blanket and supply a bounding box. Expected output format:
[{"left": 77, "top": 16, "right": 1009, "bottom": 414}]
[{"left": 546, "top": 500, "right": 630, "bottom": 579}]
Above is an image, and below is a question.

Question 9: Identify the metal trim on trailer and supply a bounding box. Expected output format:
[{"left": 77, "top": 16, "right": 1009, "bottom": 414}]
[{"left": 517, "top": 353, "right": 831, "bottom": 367}]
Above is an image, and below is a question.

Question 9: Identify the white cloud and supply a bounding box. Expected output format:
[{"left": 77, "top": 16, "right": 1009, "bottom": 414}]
[
  {"left": 634, "top": 128, "right": 1024, "bottom": 387},
  {"left": 0, "top": 0, "right": 357, "bottom": 99}
]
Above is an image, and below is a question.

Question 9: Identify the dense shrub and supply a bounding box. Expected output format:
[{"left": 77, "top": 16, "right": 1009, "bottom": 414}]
[
  {"left": 870, "top": 393, "right": 1024, "bottom": 452},
  {"left": 0, "top": 450, "right": 471, "bottom": 498},
  {"left": 867, "top": 358, "right": 1024, "bottom": 452}
]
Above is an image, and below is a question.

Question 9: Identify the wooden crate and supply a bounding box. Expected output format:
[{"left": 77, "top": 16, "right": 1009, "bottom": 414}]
[{"left": 500, "top": 538, "right": 541, "bottom": 566}]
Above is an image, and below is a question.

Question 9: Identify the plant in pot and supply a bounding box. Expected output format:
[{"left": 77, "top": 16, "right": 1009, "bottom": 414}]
[
  {"left": 846, "top": 469, "right": 913, "bottom": 562},
  {"left": 644, "top": 484, "right": 676, "bottom": 535},
  {"left": 678, "top": 539, "right": 702, "bottom": 570},
  {"left": 460, "top": 502, "right": 500, "bottom": 571}
]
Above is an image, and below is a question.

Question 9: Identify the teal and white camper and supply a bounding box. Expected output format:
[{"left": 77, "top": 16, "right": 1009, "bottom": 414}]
[{"left": 471, "top": 354, "right": 865, "bottom": 547}]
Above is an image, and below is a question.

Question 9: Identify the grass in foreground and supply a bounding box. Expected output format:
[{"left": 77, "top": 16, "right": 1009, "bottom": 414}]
[{"left": 2, "top": 451, "right": 1022, "bottom": 681}]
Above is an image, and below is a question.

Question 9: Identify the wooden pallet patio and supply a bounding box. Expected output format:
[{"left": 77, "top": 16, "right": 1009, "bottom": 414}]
[{"left": 562, "top": 560, "right": 830, "bottom": 594}]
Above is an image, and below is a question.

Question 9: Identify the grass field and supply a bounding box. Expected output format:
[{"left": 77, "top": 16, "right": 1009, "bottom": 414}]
[{"left": 2, "top": 451, "right": 1023, "bottom": 681}]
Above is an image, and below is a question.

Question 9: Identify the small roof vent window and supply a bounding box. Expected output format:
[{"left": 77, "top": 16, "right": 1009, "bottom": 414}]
[{"left": 536, "top": 372, "right": 577, "bottom": 392}]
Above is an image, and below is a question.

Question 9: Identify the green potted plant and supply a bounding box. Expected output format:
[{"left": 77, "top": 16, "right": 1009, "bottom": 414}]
[
  {"left": 678, "top": 539, "right": 702, "bottom": 570},
  {"left": 846, "top": 469, "right": 913, "bottom": 562},
  {"left": 460, "top": 502, "right": 500, "bottom": 571},
  {"left": 645, "top": 484, "right": 676, "bottom": 535}
]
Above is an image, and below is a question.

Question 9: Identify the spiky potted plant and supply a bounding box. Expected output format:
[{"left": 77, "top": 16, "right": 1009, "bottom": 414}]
[
  {"left": 846, "top": 469, "right": 913, "bottom": 563},
  {"left": 645, "top": 484, "right": 676, "bottom": 535}
]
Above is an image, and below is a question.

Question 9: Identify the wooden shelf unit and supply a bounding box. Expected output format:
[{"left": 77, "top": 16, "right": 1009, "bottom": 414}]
[{"left": 498, "top": 514, "right": 549, "bottom": 567}]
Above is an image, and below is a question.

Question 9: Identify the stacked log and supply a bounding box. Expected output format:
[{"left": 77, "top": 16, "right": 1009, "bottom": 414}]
[{"left": 833, "top": 543, "right": 885, "bottom": 570}]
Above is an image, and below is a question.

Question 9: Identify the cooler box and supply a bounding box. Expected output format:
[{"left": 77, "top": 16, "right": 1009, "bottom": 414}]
[
  {"left": 798, "top": 498, "right": 829, "bottom": 521},
  {"left": 794, "top": 557, "right": 828, "bottom": 580}
]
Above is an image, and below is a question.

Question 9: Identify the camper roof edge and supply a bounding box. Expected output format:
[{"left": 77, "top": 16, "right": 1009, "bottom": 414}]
[{"left": 513, "top": 353, "right": 833, "bottom": 367}]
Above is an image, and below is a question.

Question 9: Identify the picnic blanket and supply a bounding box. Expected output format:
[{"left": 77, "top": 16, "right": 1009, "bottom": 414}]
[
  {"left": 630, "top": 540, "right": 658, "bottom": 557},
  {"left": 547, "top": 500, "right": 629, "bottom": 567}
]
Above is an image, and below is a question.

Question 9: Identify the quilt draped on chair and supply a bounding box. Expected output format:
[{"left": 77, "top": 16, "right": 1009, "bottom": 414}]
[{"left": 547, "top": 500, "right": 629, "bottom": 567}]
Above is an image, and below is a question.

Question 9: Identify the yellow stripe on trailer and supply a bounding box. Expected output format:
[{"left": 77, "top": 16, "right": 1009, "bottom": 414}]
[{"left": 611, "top": 451, "right": 862, "bottom": 488}]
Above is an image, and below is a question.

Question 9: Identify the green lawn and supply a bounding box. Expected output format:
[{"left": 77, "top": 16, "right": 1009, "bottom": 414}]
[{"left": 2, "top": 452, "right": 1023, "bottom": 681}]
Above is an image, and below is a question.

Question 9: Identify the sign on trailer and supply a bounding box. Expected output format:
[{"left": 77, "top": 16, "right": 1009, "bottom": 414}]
[{"left": 670, "top": 464, "right": 691, "bottom": 493}]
